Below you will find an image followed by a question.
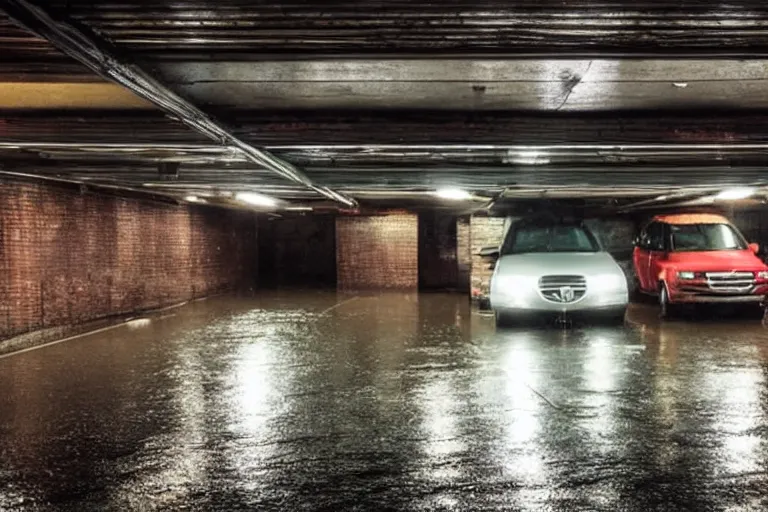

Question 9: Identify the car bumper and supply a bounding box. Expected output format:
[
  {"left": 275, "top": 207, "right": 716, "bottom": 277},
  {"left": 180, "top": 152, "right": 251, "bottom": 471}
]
[
  {"left": 490, "top": 288, "right": 628, "bottom": 313},
  {"left": 669, "top": 293, "right": 765, "bottom": 304},
  {"left": 495, "top": 305, "right": 627, "bottom": 324}
]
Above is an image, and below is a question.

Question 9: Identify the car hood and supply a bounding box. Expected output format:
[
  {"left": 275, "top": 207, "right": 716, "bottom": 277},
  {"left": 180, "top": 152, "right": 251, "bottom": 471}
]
[
  {"left": 496, "top": 252, "right": 621, "bottom": 276},
  {"left": 667, "top": 249, "right": 767, "bottom": 271}
]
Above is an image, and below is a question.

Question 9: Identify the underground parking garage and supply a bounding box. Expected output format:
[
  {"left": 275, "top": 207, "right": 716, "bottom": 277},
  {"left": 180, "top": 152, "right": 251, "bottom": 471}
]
[{"left": 6, "top": 1, "right": 768, "bottom": 510}]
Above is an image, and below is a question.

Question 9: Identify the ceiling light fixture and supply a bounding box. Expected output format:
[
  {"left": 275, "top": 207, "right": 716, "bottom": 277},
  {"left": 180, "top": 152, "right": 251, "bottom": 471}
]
[
  {"left": 715, "top": 187, "right": 756, "bottom": 201},
  {"left": 434, "top": 187, "right": 472, "bottom": 201},
  {"left": 235, "top": 192, "right": 279, "bottom": 207},
  {"left": 506, "top": 149, "right": 551, "bottom": 165}
]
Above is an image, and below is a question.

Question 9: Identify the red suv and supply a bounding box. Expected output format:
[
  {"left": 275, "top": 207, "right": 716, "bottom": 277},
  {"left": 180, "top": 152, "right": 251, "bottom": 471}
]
[{"left": 633, "top": 213, "right": 768, "bottom": 317}]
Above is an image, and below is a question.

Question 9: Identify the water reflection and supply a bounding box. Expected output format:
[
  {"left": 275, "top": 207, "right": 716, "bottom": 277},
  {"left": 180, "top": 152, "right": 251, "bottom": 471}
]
[
  {"left": 231, "top": 340, "right": 276, "bottom": 436},
  {"left": 708, "top": 361, "right": 765, "bottom": 477},
  {"left": 500, "top": 336, "right": 546, "bottom": 485},
  {"left": 418, "top": 377, "right": 464, "bottom": 479},
  {"left": 2, "top": 294, "right": 768, "bottom": 510}
]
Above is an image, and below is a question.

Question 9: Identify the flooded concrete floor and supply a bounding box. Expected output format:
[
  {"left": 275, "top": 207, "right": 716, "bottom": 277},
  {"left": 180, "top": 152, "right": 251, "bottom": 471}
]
[{"left": 2, "top": 292, "right": 768, "bottom": 511}]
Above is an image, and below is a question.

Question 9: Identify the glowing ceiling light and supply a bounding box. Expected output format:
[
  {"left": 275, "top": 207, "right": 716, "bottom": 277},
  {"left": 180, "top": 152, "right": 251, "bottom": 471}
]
[
  {"left": 716, "top": 187, "right": 756, "bottom": 201},
  {"left": 506, "top": 149, "right": 551, "bottom": 165},
  {"left": 434, "top": 188, "right": 472, "bottom": 201},
  {"left": 235, "top": 192, "right": 279, "bottom": 207}
]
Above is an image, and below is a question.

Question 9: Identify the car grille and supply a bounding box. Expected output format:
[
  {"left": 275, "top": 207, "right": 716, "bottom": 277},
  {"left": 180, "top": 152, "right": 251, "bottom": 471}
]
[
  {"left": 705, "top": 272, "right": 755, "bottom": 292},
  {"left": 538, "top": 275, "right": 587, "bottom": 303}
]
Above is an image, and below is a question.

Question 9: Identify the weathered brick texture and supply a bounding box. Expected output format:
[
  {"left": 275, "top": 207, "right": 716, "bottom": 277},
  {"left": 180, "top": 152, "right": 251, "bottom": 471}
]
[
  {"left": 456, "top": 216, "right": 471, "bottom": 293},
  {"left": 0, "top": 181, "right": 257, "bottom": 339},
  {"left": 470, "top": 216, "right": 507, "bottom": 296},
  {"left": 336, "top": 214, "right": 418, "bottom": 290}
]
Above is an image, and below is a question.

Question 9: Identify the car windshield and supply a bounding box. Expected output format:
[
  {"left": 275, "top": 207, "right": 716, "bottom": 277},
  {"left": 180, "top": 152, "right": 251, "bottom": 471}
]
[
  {"left": 670, "top": 223, "right": 747, "bottom": 251},
  {"left": 505, "top": 225, "right": 599, "bottom": 254}
]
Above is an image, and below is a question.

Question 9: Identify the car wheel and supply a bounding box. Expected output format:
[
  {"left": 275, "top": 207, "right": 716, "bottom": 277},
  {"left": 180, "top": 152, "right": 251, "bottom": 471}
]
[
  {"left": 659, "top": 283, "right": 675, "bottom": 319},
  {"left": 495, "top": 311, "right": 512, "bottom": 328}
]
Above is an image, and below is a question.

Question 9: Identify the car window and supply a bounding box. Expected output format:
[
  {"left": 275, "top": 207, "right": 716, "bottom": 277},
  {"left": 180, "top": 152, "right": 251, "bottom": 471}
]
[
  {"left": 503, "top": 225, "right": 599, "bottom": 254},
  {"left": 647, "top": 222, "right": 665, "bottom": 251},
  {"left": 637, "top": 227, "right": 650, "bottom": 250},
  {"left": 670, "top": 223, "right": 747, "bottom": 251}
]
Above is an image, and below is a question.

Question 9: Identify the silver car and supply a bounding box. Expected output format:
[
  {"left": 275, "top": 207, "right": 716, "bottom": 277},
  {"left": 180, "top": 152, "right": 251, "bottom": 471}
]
[{"left": 489, "top": 220, "right": 629, "bottom": 325}]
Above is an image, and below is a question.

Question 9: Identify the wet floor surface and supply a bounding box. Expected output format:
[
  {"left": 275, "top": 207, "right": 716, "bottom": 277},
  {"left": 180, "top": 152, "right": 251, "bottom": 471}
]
[{"left": 2, "top": 292, "right": 768, "bottom": 511}]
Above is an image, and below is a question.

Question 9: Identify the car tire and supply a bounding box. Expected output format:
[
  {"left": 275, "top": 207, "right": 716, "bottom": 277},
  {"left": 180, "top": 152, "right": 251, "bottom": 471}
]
[
  {"left": 750, "top": 303, "right": 766, "bottom": 320},
  {"left": 630, "top": 281, "right": 646, "bottom": 302},
  {"left": 659, "top": 283, "right": 676, "bottom": 319},
  {"left": 495, "top": 311, "right": 512, "bottom": 328}
]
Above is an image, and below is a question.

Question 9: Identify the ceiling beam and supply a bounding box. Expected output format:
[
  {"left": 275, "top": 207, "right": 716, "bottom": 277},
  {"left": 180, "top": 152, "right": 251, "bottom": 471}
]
[
  {"left": 4, "top": 142, "right": 768, "bottom": 167},
  {"left": 0, "top": 0, "right": 357, "bottom": 207},
  {"left": 154, "top": 58, "right": 768, "bottom": 111},
  {"left": 26, "top": 1, "right": 768, "bottom": 56}
]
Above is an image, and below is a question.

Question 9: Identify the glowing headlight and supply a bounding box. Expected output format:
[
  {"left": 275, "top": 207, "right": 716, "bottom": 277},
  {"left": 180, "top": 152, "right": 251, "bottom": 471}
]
[
  {"left": 591, "top": 274, "right": 625, "bottom": 290},
  {"left": 677, "top": 271, "right": 695, "bottom": 280}
]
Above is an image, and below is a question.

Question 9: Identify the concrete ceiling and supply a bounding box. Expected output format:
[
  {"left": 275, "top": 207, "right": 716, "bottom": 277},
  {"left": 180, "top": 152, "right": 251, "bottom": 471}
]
[{"left": 2, "top": 0, "right": 768, "bottom": 212}]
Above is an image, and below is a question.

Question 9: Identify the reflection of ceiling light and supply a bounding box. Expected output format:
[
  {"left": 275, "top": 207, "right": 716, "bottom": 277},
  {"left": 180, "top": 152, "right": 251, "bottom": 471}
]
[
  {"left": 506, "top": 149, "right": 551, "bottom": 165},
  {"left": 185, "top": 195, "right": 200, "bottom": 202},
  {"left": 434, "top": 188, "right": 472, "bottom": 200},
  {"left": 716, "top": 187, "right": 755, "bottom": 200},
  {"left": 235, "top": 192, "right": 279, "bottom": 207},
  {"left": 126, "top": 318, "right": 151, "bottom": 329},
  {"left": 284, "top": 206, "right": 313, "bottom": 211},
  {"left": 519, "top": 150, "right": 542, "bottom": 160}
]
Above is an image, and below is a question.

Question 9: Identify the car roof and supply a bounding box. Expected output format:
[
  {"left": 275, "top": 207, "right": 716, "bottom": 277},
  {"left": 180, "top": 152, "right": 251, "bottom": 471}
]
[
  {"left": 516, "top": 216, "right": 585, "bottom": 227},
  {"left": 652, "top": 213, "right": 731, "bottom": 225}
]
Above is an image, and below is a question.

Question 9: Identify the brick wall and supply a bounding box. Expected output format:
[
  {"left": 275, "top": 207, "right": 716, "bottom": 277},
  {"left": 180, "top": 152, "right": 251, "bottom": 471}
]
[
  {"left": 336, "top": 214, "right": 418, "bottom": 290},
  {"left": 0, "top": 181, "right": 257, "bottom": 339},
  {"left": 456, "top": 216, "right": 471, "bottom": 292},
  {"left": 470, "top": 216, "right": 507, "bottom": 297}
]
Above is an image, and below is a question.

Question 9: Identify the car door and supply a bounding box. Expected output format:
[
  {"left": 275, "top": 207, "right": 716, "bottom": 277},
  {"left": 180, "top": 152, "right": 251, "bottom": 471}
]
[
  {"left": 646, "top": 222, "right": 668, "bottom": 290},
  {"left": 633, "top": 224, "right": 653, "bottom": 291}
]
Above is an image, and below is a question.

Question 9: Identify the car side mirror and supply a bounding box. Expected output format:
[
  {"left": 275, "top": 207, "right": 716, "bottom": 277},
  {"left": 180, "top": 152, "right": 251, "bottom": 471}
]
[
  {"left": 749, "top": 242, "right": 760, "bottom": 254},
  {"left": 478, "top": 246, "right": 500, "bottom": 258}
]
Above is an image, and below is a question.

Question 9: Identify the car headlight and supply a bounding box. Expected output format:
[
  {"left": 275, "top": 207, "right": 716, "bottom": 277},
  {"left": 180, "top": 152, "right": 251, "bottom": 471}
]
[
  {"left": 591, "top": 274, "right": 625, "bottom": 290},
  {"left": 677, "top": 271, "right": 695, "bottom": 280},
  {"left": 757, "top": 271, "right": 768, "bottom": 279}
]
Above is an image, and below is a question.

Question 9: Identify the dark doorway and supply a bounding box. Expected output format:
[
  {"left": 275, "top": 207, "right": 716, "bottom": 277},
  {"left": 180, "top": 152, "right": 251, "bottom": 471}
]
[
  {"left": 258, "top": 216, "right": 337, "bottom": 288},
  {"left": 418, "top": 212, "right": 460, "bottom": 291}
]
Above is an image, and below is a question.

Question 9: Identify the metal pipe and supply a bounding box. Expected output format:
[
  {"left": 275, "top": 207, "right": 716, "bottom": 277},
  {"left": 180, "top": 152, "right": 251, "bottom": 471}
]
[
  {"left": 6, "top": 142, "right": 768, "bottom": 152},
  {"left": 0, "top": 168, "right": 182, "bottom": 203},
  {"left": 262, "top": 143, "right": 768, "bottom": 151},
  {"left": 0, "top": 0, "right": 357, "bottom": 207}
]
